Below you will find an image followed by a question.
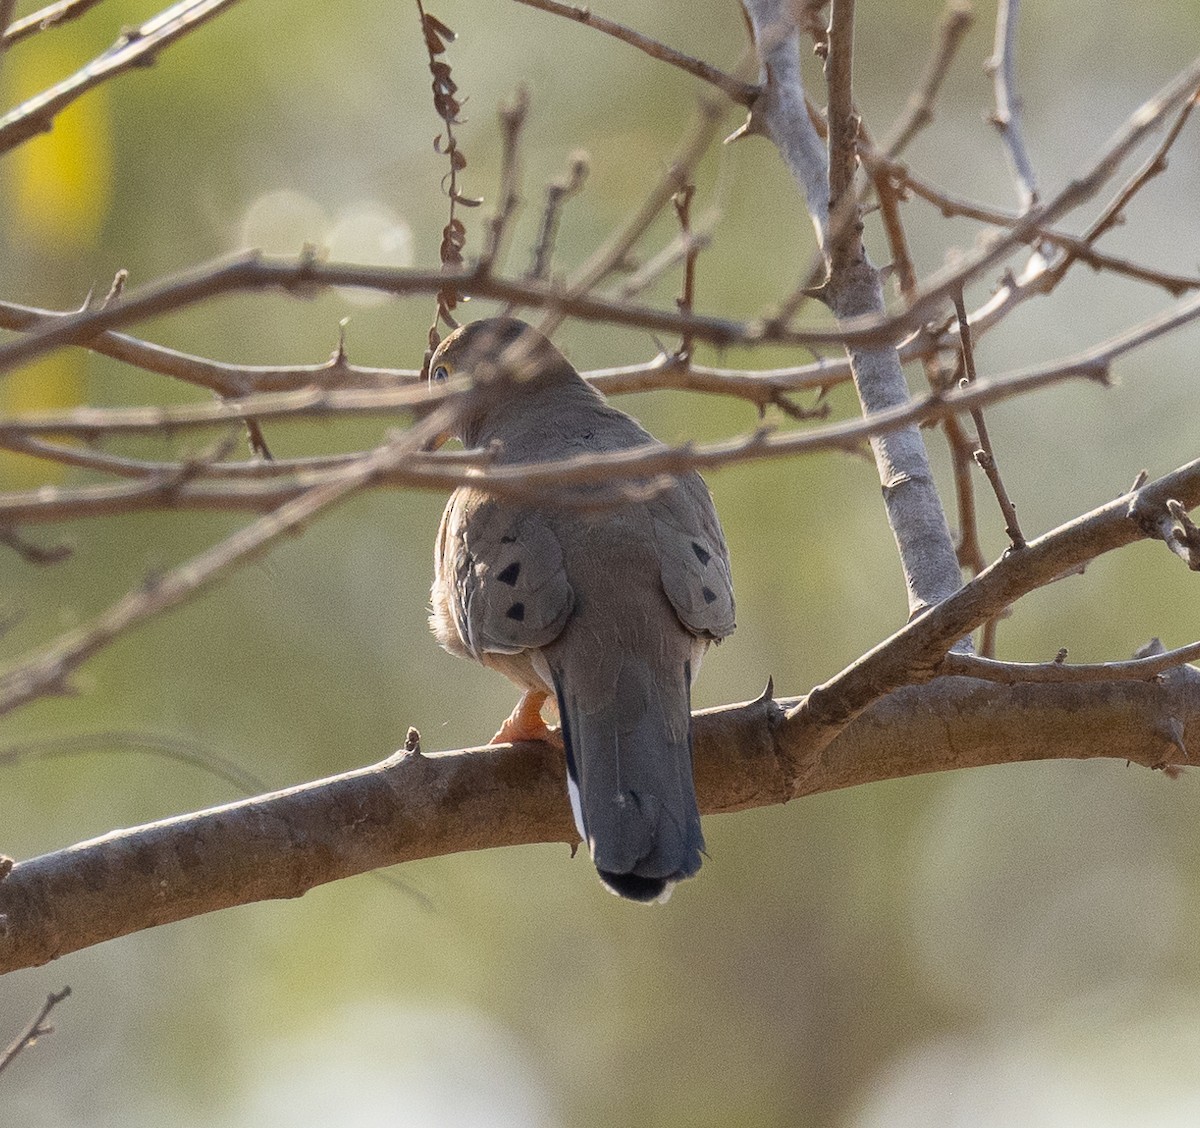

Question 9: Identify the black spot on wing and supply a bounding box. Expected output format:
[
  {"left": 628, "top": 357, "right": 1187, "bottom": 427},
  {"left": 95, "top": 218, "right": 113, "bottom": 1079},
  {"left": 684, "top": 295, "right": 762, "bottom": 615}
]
[
  {"left": 692, "top": 542, "right": 711, "bottom": 566},
  {"left": 701, "top": 586, "right": 717, "bottom": 604},
  {"left": 506, "top": 602, "right": 526, "bottom": 621},
  {"left": 500, "top": 534, "right": 517, "bottom": 544},
  {"left": 497, "top": 561, "right": 521, "bottom": 586}
]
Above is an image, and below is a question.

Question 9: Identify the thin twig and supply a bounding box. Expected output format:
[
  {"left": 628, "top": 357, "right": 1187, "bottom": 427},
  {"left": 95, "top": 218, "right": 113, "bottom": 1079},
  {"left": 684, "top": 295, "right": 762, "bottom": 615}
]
[
  {"left": 527, "top": 151, "right": 588, "bottom": 282},
  {"left": 0, "top": 296, "right": 420, "bottom": 397},
  {"left": 1045, "top": 83, "right": 1200, "bottom": 289},
  {"left": 0, "top": 0, "right": 16, "bottom": 63},
  {"left": 0, "top": 316, "right": 1136, "bottom": 526},
  {"left": 3, "top": 284, "right": 1195, "bottom": 466},
  {"left": 0, "top": 0, "right": 247, "bottom": 154},
  {"left": 672, "top": 185, "right": 699, "bottom": 360},
  {"left": 824, "top": 0, "right": 862, "bottom": 277},
  {"left": 880, "top": 0, "right": 975, "bottom": 157},
  {"left": 0, "top": 252, "right": 891, "bottom": 380},
  {"left": 0, "top": 988, "right": 71, "bottom": 1076},
  {"left": 480, "top": 85, "right": 530, "bottom": 275},
  {"left": 774, "top": 55, "right": 1200, "bottom": 333},
  {"left": 0, "top": 413, "right": 452, "bottom": 718},
  {"left": 0, "top": 525, "right": 72, "bottom": 565},
  {"left": 987, "top": 0, "right": 1039, "bottom": 209},
  {"left": 510, "top": 0, "right": 759, "bottom": 106},
  {"left": 1160, "top": 499, "right": 1200, "bottom": 570},
  {"left": 1, "top": 0, "right": 110, "bottom": 48},
  {"left": 556, "top": 102, "right": 722, "bottom": 308},
  {"left": 0, "top": 291, "right": 862, "bottom": 406},
  {"left": 614, "top": 219, "right": 714, "bottom": 302},
  {"left": 953, "top": 289, "right": 1025, "bottom": 550},
  {"left": 941, "top": 639, "right": 1200, "bottom": 683},
  {"left": 864, "top": 151, "right": 1200, "bottom": 296}
]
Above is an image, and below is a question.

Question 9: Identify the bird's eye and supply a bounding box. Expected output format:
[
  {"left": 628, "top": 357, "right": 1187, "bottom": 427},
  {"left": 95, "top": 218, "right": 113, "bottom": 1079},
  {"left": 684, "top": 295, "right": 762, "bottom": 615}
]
[{"left": 432, "top": 364, "right": 450, "bottom": 383}]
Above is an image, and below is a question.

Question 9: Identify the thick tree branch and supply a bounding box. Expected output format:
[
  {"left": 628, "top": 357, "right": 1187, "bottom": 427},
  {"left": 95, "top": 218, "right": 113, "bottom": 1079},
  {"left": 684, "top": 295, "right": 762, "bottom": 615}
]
[
  {"left": 1, "top": 661, "right": 1197, "bottom": 975},
  {"left": 744, "top": 0, "right": 966, "bottom": 627}
]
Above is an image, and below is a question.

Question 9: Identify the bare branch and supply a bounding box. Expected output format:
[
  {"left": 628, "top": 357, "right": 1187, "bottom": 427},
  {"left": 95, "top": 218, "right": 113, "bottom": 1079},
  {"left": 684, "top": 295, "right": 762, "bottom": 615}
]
[
  {"left": 824, "top": 0, "right": 861, "bottom": 277},
  {"left": 782, "top": 458, "right": 1200, "bottom": 770},
  {"left": 986, "top": 0, "right": 1039, "bottom": 209},
  {"left": 1044, "top": 82, "right": 1200, "bottom": 290},
  {"left": 2, "top": 659, "right": 1198, "bottom": 974},
  {"left": 868, "top": 153, "right": 1200, "bottom": 297},
  {"left": 7, "top": 286, "right": 1197, "bottom": 531},
  {"left": 0, "top": 0, "right": 247, "bottom": 154},
  {"left": 953, "top": 289, "right": 1025, "bottom": 549},
  {"left": 942, "top": 639, "right": 1200, "bottom": 684},
  {"left": 479, "top": 85, "right": 530, "bottom": 275},
  {"left": 0, "top": 413, "right": 451, "bottom": 718},
  {"left": 777, "top": 55, "right": 1200, "bottom": 336},
  {"left": 0, "top": 297, "right": 418, "bottom": 397},
  {"left": 0, "top": 253, "right": 886, "bottom": 380},
  {"left": 0, "top": 987, "right": 71, "bottom": 1075},
  {"left": 1, "top": 0, "right": 109, "bottom": 49},
  {"left": 880, "top": 1, "right": 975, "bottom": 158},
  {"left": 527, "top": 151, "right": 589, "bottom": 282},
  {"left": 510, "top": 0, "right": 759, "bottom": 106}
]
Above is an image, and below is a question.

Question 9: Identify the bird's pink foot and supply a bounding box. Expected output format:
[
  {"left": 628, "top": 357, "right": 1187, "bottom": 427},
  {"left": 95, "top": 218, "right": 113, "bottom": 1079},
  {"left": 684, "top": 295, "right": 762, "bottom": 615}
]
[{"left": 493, "top": 690, "right": 562, "bottom": 747}]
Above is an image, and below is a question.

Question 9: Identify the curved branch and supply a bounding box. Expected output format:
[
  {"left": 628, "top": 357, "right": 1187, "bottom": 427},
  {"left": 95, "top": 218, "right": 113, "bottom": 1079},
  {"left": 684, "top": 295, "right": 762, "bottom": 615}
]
[
  {"left": 782, "top": 458, "right": 1200, "bottom": 768},
  {"left": 510, "top": 0, "right": 758, "bottom": 106},
  {"left": 1, "top": 664, "right": 1197, "bottom": 975}
]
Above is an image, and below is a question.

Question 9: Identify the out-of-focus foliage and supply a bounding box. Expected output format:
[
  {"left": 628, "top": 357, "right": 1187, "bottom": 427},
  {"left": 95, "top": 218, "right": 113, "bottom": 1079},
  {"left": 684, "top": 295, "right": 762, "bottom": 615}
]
[{"left": 2, "top": 0, "right": 1200, "bottom": 1124}]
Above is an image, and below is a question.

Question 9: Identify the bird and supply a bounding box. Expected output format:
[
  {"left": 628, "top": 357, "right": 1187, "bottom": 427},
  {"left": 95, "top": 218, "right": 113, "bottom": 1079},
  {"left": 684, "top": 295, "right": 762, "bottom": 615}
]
[{"left": 427, "top": 317, "right": 735, "bottom": 902}]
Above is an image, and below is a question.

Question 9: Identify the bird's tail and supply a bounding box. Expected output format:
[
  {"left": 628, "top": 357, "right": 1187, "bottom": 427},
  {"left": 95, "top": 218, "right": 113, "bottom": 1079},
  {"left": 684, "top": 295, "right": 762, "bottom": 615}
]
[{"left": 552, "top": 658, "right": 704, "bottom": 903}]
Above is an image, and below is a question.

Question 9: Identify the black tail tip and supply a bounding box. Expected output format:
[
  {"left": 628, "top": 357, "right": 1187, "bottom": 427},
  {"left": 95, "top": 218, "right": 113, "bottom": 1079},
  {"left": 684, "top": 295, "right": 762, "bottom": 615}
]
[{"left": 597, "top": 870, "right": 673, "bottom": 903}]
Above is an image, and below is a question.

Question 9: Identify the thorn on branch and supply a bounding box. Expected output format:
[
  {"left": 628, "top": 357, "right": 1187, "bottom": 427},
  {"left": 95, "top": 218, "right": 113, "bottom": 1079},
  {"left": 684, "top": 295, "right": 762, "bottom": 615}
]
[
  {"left": 101, "top": 269, "right": 128, "bottom": 309},
  {"left": 768, "top": 390, "right": 831, "bottom": 423}
]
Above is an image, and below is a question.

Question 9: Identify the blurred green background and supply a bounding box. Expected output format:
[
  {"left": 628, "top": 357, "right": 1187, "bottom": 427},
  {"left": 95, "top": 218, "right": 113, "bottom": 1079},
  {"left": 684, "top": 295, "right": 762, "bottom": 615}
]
[{"left": 2, "top": 0, "right": 1200, "bottom": 1124}]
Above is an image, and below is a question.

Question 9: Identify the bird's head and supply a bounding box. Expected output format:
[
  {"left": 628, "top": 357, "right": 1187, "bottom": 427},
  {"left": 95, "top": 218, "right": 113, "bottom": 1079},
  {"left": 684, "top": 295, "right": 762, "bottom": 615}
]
[{"left": 424, "top": 317, "right": 581, "bottom": 450}]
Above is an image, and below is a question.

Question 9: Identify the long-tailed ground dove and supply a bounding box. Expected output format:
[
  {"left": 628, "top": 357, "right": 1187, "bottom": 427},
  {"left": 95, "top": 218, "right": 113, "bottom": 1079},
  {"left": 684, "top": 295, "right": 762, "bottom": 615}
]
[{"left": 428, "top": 318, "right": 735, "bottom": 902}]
